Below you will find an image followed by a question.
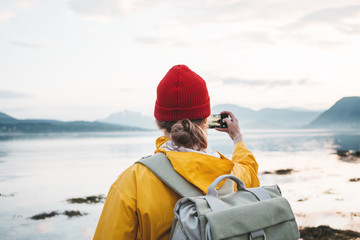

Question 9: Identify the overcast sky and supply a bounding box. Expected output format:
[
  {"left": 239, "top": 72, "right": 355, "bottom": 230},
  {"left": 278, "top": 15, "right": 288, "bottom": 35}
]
[{"left": 1, "top": 0, "right": 360, "bottom": 121}]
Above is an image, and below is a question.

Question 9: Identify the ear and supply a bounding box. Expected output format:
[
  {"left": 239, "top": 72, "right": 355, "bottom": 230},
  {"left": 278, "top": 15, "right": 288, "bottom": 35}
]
[
  {"left": 163, "top": 130, "right": 171, "bottom": 138},
  {"left": 202, "top": 118, "right": 208, "bottom": 130}
]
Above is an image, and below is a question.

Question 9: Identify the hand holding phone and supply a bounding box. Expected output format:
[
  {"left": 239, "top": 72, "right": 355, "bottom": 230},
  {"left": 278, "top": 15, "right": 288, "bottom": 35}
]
[
  {"left": 212, "top": 111, "right": 243, "bottom": 144},
  {"left": 207, "top": 114, "right": 229, "bottom": 129}
]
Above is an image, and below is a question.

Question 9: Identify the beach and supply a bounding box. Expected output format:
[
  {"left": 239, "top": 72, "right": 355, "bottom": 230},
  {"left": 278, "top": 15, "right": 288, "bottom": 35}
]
[
  {"left": 257, "top": 150, "right": 360, "bottom": 231},
  {"left": 0, "top": 130, "right": 359, "bottom": 239}
]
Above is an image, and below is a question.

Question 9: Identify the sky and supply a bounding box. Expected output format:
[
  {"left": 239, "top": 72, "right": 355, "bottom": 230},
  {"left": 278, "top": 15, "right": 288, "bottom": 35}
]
[{"left": 1, "top": 0, "right": 360, "bottom": 121}]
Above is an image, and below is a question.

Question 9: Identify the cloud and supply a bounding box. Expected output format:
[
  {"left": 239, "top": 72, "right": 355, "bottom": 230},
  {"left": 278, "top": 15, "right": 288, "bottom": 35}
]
[
  {"left": 287, "top": 5, "right": 360, "bottom": 34},
  {"left": 240, "top": 32, "right": 275, "bottom": 44},
  {"left": 158, "top": 1, "right": 360, "bottom": 48},
  {"left": 133, "top": 35, "right": 191, "bottom": 47},
  {"left": 217, "top": 31, "right": 276, "bottom": 45},
  {"left": 12, "top": 37, "right": 49, "bottom": 48},
  {"left": 134, "top": 36, "right": 162, "bottom": 45},
  {"left": 0, "top": 90, "right": 29, "bottom": 99},
  {"left": 118, "top": 87, "right": 133, "bottom": 92},
  {"left": 0, "top": 9, "right": 14, "bottom": 22},
  {"left": 83, "top": 28, "right": 101, "bottom": 40},
  {"left": 171, "top": 41, "right": 192, "bottom": 48},
  {"left": 222, "top": 77, "right": 312, "bottom": 88},
  {"left": 300, "top": 38, "right": 347, "bottom": 49},
  {"left": 14, "top": 0, "right": 39, "bottom": 10},
  {"left": 68, "top": 0, "right": 160, "bottom": 19}
]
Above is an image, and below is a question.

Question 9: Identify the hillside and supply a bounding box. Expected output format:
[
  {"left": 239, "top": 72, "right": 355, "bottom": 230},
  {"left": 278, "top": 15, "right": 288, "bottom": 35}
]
[
  {"left": 0, "top": 112, "right": 16, "bottom": 123},
  {"left": 308, "top": 97, "right": 360, "bottom": 129},
  {"left": 212, "top": 104, "right": 322, "bottom": 129},
  {"left": 6, "top": 96, "right": 357, "bottom": 133},
  {"left": 99, "top": 105, "right": 322, "bottom": 130},
  {"left": 0, "top": 112, "right": 142, "bottom": 133},
  {"left": 100, "top": 110, "right": 156, "bottom": 129}
]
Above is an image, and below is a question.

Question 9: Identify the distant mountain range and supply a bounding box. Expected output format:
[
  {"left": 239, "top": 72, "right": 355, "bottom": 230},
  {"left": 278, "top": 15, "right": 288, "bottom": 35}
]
[
  {"left": 307, "top": 97, "right": 360, "bottom": 129},
  {"left": 1, "top": 96, "right": 359, "bottom": 133},
  {"left": 0, "top": 113, "right": 142, "bottom": 133},
  {"left": 211, "top": 104, "right": 322, "bottom": 129},
  {"left": 101, "top": 97, "right": 359, "bottom": 130},
  {"left": 99, "top": 110, "right": 157, "bottom": 130},
  {"left": 99, "top": 106, "right": 321, "bottom": 129}
]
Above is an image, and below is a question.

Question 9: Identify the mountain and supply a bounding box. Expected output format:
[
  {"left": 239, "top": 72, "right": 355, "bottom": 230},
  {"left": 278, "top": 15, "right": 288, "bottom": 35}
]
[
  {"left": 0, "top": 112, "right": 143, "bottom": 133},
  {"left": 0, "top": 112, "right": 16, "bottom": 123},
  {"left": 308, "top": 97, "right": 360, "bottom": 129},
  {"left": 212, "top": 104, "right": 322, "bottom": 129},
  {"left": 257, "top": 108, "right": 322, "bottom": 127},
  {"left": 211, "top": 104, "right": 257, "bottom": 120},
  {"left": 100, "top": 105, "right": 322, "bottom": 130},
  {"left": 0, "top": 100, "right": 331, "bottom": 133},
  {"left": 100, "top": 110, "right": 157, "bottom": 130}
]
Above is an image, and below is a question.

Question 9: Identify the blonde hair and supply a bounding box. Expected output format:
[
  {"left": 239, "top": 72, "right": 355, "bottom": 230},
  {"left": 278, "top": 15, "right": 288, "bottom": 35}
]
[{"left": 156, "top": 119, "right": 208, "bottom": 150}]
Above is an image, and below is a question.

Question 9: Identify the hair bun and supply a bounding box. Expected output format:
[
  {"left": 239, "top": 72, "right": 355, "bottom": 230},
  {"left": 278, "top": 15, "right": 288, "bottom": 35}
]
[{"left": 170, "top": 119, "right": 207, "bottom": 150}]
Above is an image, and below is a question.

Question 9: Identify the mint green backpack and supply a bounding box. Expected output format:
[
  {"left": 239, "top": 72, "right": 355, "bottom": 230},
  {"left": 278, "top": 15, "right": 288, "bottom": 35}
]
[{"left": 137, "top": 153, "right": 300, "bottom": 240}]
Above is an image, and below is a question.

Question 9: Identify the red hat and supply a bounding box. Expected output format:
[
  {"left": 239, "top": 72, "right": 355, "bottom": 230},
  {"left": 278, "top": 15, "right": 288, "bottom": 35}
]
[{"left": 154, "top": 65, "right": 211, "bottom": 121}]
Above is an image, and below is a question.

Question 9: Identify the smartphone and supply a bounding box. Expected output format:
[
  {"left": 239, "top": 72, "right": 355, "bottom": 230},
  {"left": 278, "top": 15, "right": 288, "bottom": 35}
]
[{"left": 207, "top": 114, "right": 229, "bottom": 129}]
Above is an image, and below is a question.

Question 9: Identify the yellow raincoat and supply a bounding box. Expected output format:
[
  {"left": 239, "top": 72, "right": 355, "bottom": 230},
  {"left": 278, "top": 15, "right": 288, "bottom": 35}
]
[{"left": 93, "top": 137, "right": 260, "bottom": 240}]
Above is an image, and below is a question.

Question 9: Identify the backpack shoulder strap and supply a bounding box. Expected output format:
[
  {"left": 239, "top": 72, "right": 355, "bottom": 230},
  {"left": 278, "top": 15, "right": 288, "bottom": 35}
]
[{"left": 136, "top": 153, "right": 203, "bottom": 197}]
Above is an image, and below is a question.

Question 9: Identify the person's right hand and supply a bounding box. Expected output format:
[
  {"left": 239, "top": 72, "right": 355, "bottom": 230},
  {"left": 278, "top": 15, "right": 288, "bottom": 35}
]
[{"left": 215, "top": 111, "right": 243, "bottom": 144}]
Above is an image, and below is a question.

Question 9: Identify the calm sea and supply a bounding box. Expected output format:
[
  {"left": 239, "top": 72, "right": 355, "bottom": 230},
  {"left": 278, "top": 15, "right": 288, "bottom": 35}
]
[{"left": 0, "top": 129, "right": 359, "bottom": 239}]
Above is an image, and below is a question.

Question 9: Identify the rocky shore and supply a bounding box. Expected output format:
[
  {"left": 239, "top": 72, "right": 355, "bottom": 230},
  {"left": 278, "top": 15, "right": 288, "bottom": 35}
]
[{"left": 21, "top": 194, "right": 360, "bottom": 239}]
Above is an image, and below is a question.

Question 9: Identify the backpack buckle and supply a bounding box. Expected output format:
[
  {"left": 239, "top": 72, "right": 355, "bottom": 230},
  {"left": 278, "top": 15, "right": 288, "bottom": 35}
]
[{"left": 249, "top": 229, "right": 266, "bottom": 240}]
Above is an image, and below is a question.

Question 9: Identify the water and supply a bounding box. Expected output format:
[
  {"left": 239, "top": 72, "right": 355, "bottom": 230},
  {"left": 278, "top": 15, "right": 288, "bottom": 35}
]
[{"left": 0, "top": 129, "right": 359, "bottom": 239}]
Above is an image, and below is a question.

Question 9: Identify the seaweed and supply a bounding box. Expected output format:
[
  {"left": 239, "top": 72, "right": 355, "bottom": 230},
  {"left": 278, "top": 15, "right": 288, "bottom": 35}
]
[
  {"left": 0, "top": 193, "right": 15, "bottom": 197},
  {"left": 262, "top": 168, "right": 294, "bottom": 175},
  {"left": 297, "top": 197, "right": 308, "bottom": 202},
  {"left": 30, "top": 210, "right": 87, "bottom": 220},
  {"left": 66, "top": 195, "right": 105, "bottom": 204},
  {"left": 275, "top": 168, "right": 293, "bottom": 175},
  {"left": 336, "top": 149, "right": 360, "bottom": 162},
  {"left": 300, "top": 225, "right": 360, "bottom": 240},
  {"left": 349, "top": 178, "right": 360, "bottom": 182},
  {"left": 30, "top": 211, "right": 59, "bottom": 220},
  {"left": 63, "top": 210, "right": 87, "bottom": 218}
]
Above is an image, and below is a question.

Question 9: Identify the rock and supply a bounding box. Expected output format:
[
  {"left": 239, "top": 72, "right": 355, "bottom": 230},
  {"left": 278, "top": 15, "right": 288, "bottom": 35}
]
[
  {"left": 297, "top": 198, "right": 308, "bottom": 202},
  {"left": 66, "top": 195, "right": 105, "bottom": 204},
  {"left": 336, "top": 150, "right": 349, "bottom": 157},
  {"left": 336, "top": 149, "right": 360, "bottom": 163},
  {"left": 30, "top": 211, "right": 59, "bottom": 220},
  {"left": 0, "top": 193, "right": 15, "bottom": 197},
  {"left": 299, "top": 225, "right": 360, "bottom": 240},
  {"left": 63, "top": 210, "right": 87, "bottom": 218},
  {"left": 349, "top": 178, "right": 360, "bottom": 182},
  {"left": 275, "top": 168, "right": 293, "bottom": 175},
  {"left": 353, "top": 151, "right": 360, "bottom": 157},
  {"left": 262, "top": 168, "right": 294, "bottom": 175},
  {"left": 30, "top": 210, "right": 87, "bottom": 220}
]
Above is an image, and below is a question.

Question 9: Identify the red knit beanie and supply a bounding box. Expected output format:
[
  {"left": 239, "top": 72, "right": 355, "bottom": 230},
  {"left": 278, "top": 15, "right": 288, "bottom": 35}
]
[{"left": 154, "top": 65, "right": 211, "bottom": 121}]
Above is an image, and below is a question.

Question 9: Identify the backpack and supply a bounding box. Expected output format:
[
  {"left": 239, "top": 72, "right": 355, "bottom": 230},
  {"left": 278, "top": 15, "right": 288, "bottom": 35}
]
[{"left": 137, "top": 153, "right": 300, "bottom": 240}]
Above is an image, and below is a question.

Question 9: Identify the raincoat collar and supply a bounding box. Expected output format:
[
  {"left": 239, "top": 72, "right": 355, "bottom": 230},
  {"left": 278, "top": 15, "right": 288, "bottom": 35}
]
[{"left": 154, "top": 136, "right": 234, "bottom": 194}]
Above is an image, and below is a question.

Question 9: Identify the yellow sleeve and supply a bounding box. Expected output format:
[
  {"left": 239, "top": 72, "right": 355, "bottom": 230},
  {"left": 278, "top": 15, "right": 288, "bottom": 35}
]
[
  {"left": 231, "top": 142, "right": 260, "bottom": 188},
  {"left": 93, "top": 165, "right": 138, "bottom": 240}
]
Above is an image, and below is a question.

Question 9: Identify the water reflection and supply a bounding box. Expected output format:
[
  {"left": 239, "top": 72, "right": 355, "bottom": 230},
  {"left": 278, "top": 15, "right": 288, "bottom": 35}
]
[
  {"left": 0, "top": 131, "right": 158, "bottom": 141},
  {"left": 209, "top": 129, "right": 336, "bottom": 154},
  {"left": 1, "top": 130, "right": 359, "bottom": 161},
  {"left": 0, "top": 150, "right": 6, "bottom": 163},
  {"left": 208, "top": 130, "right": 360, "bottom": 164},
  {"left": 0, "top": 129, "right": 359, "bottom": 239},
  {"left": 333, "top": 134, "right": 360, "bottom": 151}
]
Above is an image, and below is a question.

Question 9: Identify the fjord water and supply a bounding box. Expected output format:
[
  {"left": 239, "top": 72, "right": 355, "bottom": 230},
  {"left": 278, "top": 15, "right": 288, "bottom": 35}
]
[{"left": 0, "top": 129, "right": 359, "bottom": 239}]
